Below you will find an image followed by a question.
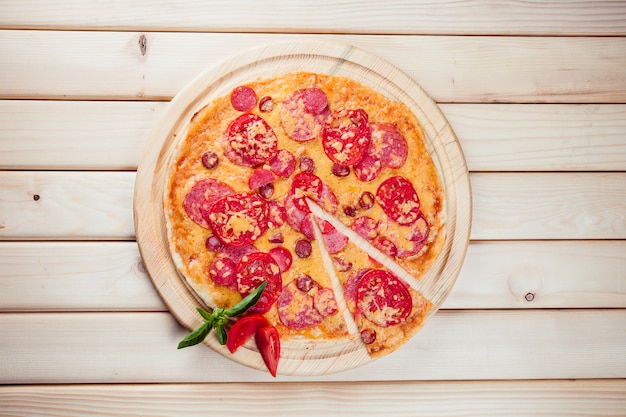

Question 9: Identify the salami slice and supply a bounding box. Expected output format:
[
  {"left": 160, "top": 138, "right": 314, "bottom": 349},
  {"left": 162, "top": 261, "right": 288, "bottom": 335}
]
[
  {"left": 248, "top": 168, "right": 276, "bottom": 190},
  {"left": 236, "top": 252, "right": 282, "bottom": 314},
  {"left": 279, "top": 88, "right": 330, "bottom": 142},
  {"left": 372, "top": 236, "right": 398, "bottom": 258},
  {"left": 313, "top": 288, "right": 339, "bottom": 317},
  {"left": 230, "top": 85, "right": 257, "bottom": 112},
  {"left": 183, "top": 178, "right": 234, "bottom": 229},
  {"left": 397, "top": 214, "right": 430, "bottom": 258},
  {"left": 277, "top": 280, "right": 323, "bottom": 330},
  {"left": 369, "top": 123, "right": 408, "bottom": 169},
  {"left": 319, "top": 182, "right": 338, "bottom": 214},
  {"left": 353, "top": 153, "right": 381, "bottom": 182},
  {"left": 322, "top": 226, "right": 348, "bottom": 254},
  {"left": 356, "top": 269, "right": 412, "bottom": 327},
  {"left": 322, "top": 109, "right": 371, "bottom": 166},
  {"left": 224, "top": 113, "right": 278, "bottom": 167},
  {"left": 284, "top": 193, "right": 307, "bottom": 232},
  {"left": 269, "top": 246, "right": 293, "bottom": 273},
  {"left": 350, "top": 216, "right": 379, "bottom": 240},
  {"left": 290, "top": 172, "right": 323, "bottom": 213},
  {"left": 267, "top": 200, "right": 286, "bottom": 229},
  {"left": 376, "top": 176, "right": 421, "bottom": 225},
  {"left": 207, "top": 192, "right": 269, "bottom": 247},
  {"left": 278, "top": 278, "right": 339, "bottom": 330},
  {"left": 209, "top": 256, "right": 237, "bottom": 288},
  {"left": 344, "top": 269, "right": 369, "bottom": 304},
  {"left": 269, "top": 149, "right": 296, "bottom": 178}
]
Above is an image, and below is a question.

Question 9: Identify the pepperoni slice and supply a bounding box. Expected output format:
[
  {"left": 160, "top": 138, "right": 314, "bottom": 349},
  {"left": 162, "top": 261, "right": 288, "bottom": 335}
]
[
  {"left": 372, "top": 236, "right": 398, "bottom": 258},
  {"left": 369, "top": 123, "right": 408, "bottom": 169},
  {"left": 279, "top": 88, "right": 330, "bottom": 142},
  {"left": 356, "top": 269, "right": 412, "bottom": 327},
  {"left": 290, "top": 172, "right": 323, "bottom": 213},
  {"left": 350, "top": 216, "right": 379, "bottom": 240},
  {"left": 322, "top": 226, "right": 348, "bottom": 254},
  {"left": 269, "top": 149, "right": 296, "bottom": 178},
  {"left": 313, "top": 288, "right": 339, "bottom": 317},
  {"left": 277, "top": 280, "right": 323, "bottom": 330},
  {"left": 353, "top": 153, "right": 382, "bottom": 182},
  {"left": 284, "top": 193, "right": 307, "bottom": 232},
  {"left": 269, "top": 246, "right": 293, "bottom": 273},
  {"left": 322, "top": 109, "right": 371, "bottom": 166},
  {"left": 207, "top": 192, "right": 269, "bottom": 247},
  {"left": 209, "top": 256, "right": 237, "bottom": 288},
  {"left": 183, "top": 178, "right": 234, "bottom": 229},
  {"left": 397, "top": 214, "right": 430, "bottom": 258},
  {"left": 344, "top": 269, "right": 369, "bottom": 304},
  {"left": 236, "top": 252, "right": 282, "bottom": 314},
  {"left": 267, "top": 200, "right": 286, "bottom": 229},
  {"left": 222, "top": 243, "right": 256, "bottom": 263},
  {"left": 248, "top": 168, "right": 276, "bottom": 191},
  {"left": 225, "top": 113, "right": 278, "bottom": 167},
  {"left": 230, "top": 85, "right": 257, "bottom": 112},
  {"left": 376, "top": 176, "right": 421, "bottom": 225},
  {"left": 319, "top": 182, "right": 338, "bottom": 214}
]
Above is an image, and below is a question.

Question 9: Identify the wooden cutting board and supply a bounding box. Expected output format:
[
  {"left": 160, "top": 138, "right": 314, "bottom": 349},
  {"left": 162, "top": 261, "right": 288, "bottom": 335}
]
[{"left": 133, "top": 40, "right": 472, "bottom": 376}]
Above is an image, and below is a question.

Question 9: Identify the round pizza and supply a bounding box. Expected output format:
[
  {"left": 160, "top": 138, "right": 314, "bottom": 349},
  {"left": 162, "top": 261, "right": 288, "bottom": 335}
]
[{"left": 164, "top": 71, "right": 446, "bottom": 369}]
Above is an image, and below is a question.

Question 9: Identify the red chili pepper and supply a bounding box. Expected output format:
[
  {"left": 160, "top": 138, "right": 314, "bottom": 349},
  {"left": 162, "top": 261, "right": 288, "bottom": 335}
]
[
  {"left": 226, "top": 314, "right": 269, "bottom": 354},
  {"left": 255, "top": 325, "right": 281, "bottom": 377}
]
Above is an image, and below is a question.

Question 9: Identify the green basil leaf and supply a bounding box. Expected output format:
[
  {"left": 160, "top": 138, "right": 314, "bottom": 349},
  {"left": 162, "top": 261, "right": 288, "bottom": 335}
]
[
  {"left": 196, "top": 307, "right": 213, "bottom": 322},
  {"left": 215, "top": 325, "right": 228, "bottom": 345},
  {"left": 177, "top": 321, "right": 212, "bottom": 349},
  {"left": 224, "top": 281, "right": 267, "bottom": 317}
]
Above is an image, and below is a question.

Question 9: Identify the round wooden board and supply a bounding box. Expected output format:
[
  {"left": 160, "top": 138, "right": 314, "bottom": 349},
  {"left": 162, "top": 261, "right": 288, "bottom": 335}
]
[{"left": 134, "top": 40, "right": 472, "bottom": 376}]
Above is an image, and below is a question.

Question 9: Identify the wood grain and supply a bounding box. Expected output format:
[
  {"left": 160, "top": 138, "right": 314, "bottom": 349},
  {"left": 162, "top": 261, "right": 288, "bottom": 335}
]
[
  {"left": 2, "top": 101, "right": 625, "bottom": 172},
  {"left": 0, "top": 241, "right": 624, "bottom": 312},
  {"left": 0, "top": 100, "right": 165, "bottom": 170},
  {"left": 1, "top": 380, "right": 625, "bottom": 417},
  {"left": 0, "top": 310, "right": 624, "bottom": 383},
  {"left": 1, "top": 0, "right": 624, "bottom": 35},
  {"left": 2, "top": 171, "right": 624, "bottom": 240},
  {"left": 1, "top": 31, "right": 625, "bottom": 103}
]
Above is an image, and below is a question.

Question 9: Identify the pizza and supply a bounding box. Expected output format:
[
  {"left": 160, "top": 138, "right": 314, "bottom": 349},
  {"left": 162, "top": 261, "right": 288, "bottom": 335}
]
[{"left": 164, "top": 71, "right": 446, "bottom": 367}]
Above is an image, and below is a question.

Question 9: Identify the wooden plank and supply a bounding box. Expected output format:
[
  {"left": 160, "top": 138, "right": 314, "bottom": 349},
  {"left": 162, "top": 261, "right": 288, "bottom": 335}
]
[
  {"left": 0, "top": 100, "right": 166, "bottom": 170},
  {"left": 1, "top": 0, "right": 624, "bottom": 35},
  {"left": 440, "top": 104, "right": 626, "bottom": 172},
  {"left": 1, "top": 171, "right": 625, "bottom": 240},
  {"left": 449, "top": 240, "right": 626, "bottom": 309},
  {"left": 0, "top": 171, "right": 136, "bottom": 240},
  {"left": 0, "top": 309, "right": 624, "bottom": 383},
  {"left": 470, "top": 172, "right": 626, "bottom": 240},
  {"left": 1, "top": 31, "right": 625, "bottom": 103},
  {"left": 0, "top": 240, "right": 624, "bottom": 312},
  {"left": 2, "top": 101, "right": 626, "bottom": 172},
  {"left": 1, "top": 380, "right": 625, "bottom": 417},
  {"left": 0, "top": 241, "right": 164, "bottom": 311}
]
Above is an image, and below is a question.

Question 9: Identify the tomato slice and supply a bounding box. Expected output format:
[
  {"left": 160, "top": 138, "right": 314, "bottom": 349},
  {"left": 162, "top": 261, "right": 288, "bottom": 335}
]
[
  {"left": 255, "top": 325, "right": 281, "bottom": 377},
  {"left": 226, "top": 314, "right": 269, "bottom": 354}
]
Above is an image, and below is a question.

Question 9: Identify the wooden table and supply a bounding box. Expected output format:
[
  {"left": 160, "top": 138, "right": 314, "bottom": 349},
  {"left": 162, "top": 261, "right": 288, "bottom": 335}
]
[{"left": 1, "top": 1, "right": 625, "bottom": 415}]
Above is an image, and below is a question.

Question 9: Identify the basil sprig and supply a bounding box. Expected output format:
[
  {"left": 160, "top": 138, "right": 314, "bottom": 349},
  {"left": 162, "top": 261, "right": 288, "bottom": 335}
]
[{"left": 177, "top": 281, "right": 267, "bottom": 349}]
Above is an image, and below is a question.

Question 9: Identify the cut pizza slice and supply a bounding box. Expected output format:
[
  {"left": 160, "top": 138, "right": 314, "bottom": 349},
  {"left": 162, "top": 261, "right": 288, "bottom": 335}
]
[{"left": 307, "top": 198, "right": 433, "bottom": 358}]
